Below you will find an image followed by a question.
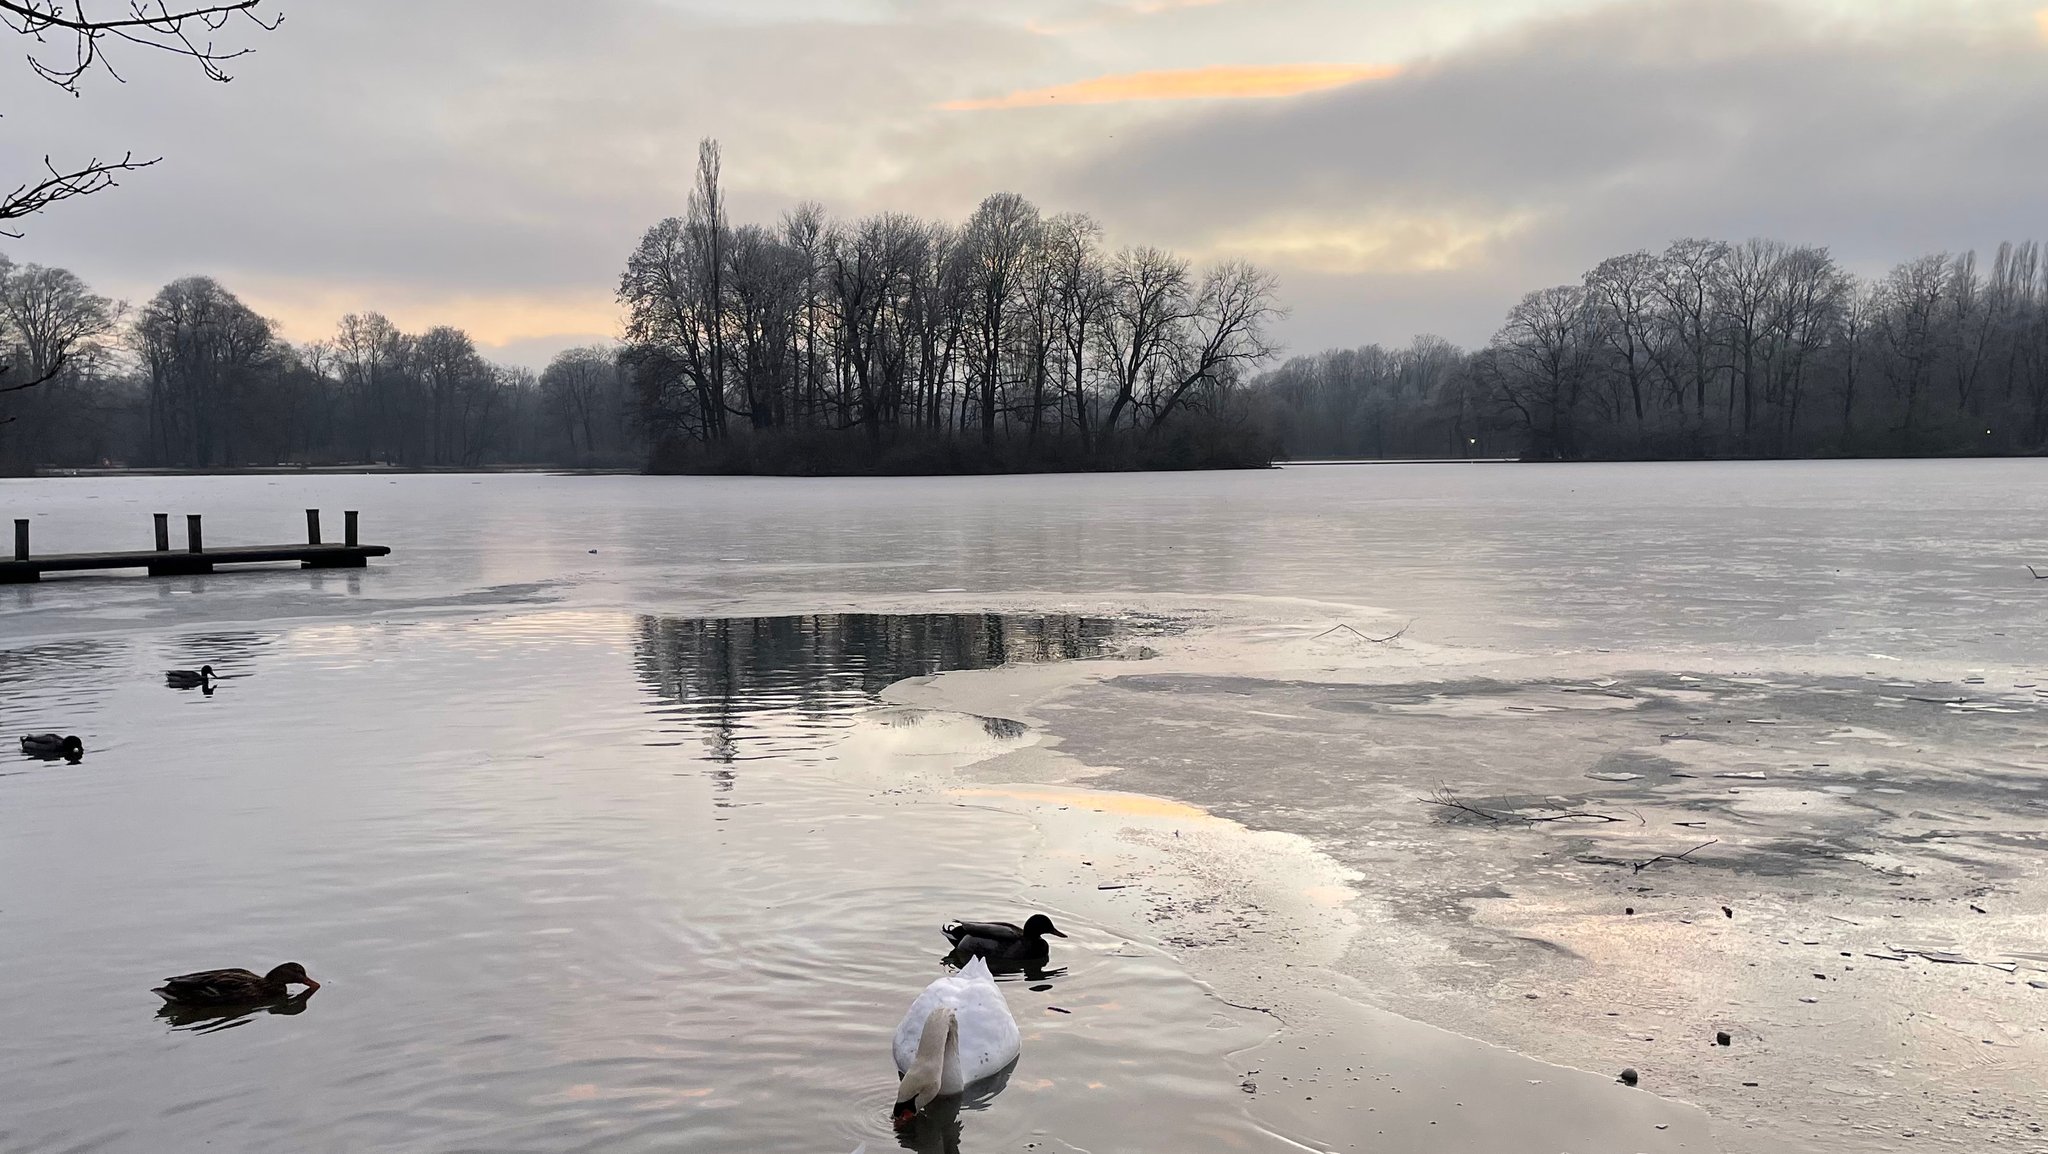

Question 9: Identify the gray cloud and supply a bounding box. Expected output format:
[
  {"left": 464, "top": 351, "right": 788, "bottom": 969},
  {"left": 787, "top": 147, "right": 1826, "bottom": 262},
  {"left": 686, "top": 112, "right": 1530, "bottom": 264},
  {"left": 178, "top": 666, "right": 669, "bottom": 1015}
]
[
  {"left": 0, "top": 0, "right": 1050, "bottom": 357},
  {"left": 1053, "top": 0, "right": 2048, "bottom": 351},
  {"left": 2, "top": 0, "right": 2041, "bottom": 366}
]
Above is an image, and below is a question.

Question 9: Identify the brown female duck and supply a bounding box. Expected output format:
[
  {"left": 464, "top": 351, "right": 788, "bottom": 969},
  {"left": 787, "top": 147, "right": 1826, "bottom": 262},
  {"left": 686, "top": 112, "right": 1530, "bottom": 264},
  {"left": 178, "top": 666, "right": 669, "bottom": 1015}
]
[{"left": 153, "top": 962, "right": 319, "bottom": 1007}]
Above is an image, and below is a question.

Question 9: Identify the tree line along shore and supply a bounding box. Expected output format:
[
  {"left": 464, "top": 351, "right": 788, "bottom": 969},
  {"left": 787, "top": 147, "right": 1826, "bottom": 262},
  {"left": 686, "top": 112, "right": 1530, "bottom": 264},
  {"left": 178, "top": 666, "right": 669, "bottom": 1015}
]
[{"left": 5, "top": 148, "right": 2045, "bottom": 474}]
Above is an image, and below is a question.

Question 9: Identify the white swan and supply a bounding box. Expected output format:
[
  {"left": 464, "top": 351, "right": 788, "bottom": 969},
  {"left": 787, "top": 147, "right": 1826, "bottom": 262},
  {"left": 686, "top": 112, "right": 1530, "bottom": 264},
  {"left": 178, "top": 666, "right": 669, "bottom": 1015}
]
[{"left": 891, "top": 955, "right": 1020, "bottom": 1120}]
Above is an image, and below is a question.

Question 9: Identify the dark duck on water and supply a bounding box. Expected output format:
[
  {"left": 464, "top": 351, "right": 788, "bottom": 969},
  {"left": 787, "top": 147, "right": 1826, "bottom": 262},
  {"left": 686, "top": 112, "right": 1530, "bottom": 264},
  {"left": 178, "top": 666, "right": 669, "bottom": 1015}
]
[
  {"left": 19, "top": 734, "right": 83, "bottom": 761},
  {"left": 941, "top": 914, "right": 1066, "bottom": 961},
  {"left": 153, "top": 963, "right": 319, "bottom": 1007},
  {"left": 165, "top": 665, "right": 216, "bottom": 690}
]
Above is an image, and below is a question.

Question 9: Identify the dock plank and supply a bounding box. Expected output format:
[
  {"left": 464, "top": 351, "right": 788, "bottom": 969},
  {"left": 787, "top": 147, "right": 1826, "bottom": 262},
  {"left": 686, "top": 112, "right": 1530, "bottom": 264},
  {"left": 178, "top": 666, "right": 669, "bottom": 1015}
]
[{"left": 0, "top": 543, "right": 390, "bottom": 583}]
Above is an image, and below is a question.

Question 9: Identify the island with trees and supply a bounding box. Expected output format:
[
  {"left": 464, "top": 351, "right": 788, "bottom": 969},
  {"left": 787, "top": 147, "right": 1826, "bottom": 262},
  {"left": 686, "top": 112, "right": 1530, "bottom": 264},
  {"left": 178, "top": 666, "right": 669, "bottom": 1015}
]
[{"left": 7, "top": 226, "right": 2045, "bottom": 473}]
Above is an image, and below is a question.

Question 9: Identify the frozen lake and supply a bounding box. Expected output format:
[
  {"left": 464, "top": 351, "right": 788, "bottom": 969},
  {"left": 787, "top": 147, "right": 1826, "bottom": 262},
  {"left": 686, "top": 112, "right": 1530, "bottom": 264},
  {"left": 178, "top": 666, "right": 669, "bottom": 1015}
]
[
  {"left": 5, "top": 460, "right": 2045, "bottom": 660},
  {"left": 2, "top": 460, "right": 2043, "bottom": 1153}
]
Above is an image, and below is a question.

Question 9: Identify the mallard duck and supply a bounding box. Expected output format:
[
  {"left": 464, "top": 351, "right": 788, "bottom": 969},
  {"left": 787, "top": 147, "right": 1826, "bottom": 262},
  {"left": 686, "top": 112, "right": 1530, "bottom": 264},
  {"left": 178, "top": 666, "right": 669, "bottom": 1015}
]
[
  {"left": 19, "top": 733, "right": 83, "bottom": 761},
  {"left": 165, "top": 665, "right": 216, "bottom": 690},
  {"left": 153, "top": 962, "right": 319, "bottom": 1007},
  {"left": 892, "top": 955, "right": 1019, "bottom": 1123},
  {"left": 940, "top": 914, "right": 1066, "bottom": 961}
]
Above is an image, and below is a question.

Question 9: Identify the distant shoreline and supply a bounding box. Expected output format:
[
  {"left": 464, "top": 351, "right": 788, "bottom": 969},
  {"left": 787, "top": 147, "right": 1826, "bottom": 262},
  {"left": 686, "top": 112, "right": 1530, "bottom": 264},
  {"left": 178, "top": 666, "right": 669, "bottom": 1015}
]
[
  {"left": 22, "top": 464, "right": 641, "bottom": 479},
  {"left": 20, "top": 453, "right": 2041, "bottom": 480}
]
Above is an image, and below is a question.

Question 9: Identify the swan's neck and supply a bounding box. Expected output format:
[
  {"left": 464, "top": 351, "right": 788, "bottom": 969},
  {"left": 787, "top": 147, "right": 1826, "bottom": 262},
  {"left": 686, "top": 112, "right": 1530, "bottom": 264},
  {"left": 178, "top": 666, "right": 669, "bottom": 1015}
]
[{"left": 899, "top": 1006, "right": 957, "bottom": 1114}]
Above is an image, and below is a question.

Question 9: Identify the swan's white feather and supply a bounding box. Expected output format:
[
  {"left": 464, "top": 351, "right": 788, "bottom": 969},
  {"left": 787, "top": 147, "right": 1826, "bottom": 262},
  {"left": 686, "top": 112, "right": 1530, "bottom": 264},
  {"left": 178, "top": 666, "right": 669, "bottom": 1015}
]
[{"left": 892, "top": 955, "right": 1020, "bottom": 1091}]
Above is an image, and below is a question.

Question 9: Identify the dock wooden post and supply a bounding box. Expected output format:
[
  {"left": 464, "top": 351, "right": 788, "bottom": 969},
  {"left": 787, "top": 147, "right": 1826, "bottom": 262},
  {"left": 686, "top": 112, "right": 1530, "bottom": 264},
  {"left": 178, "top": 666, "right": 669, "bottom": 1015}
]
[
  {"left": 154, "top": 513, "right": 170, "bottom": 552},
  {"left": 306, "top": 509, "right": 322, "bottom": 545},
  {"left": 186, "top": 514, "right": 204, "bottom": 554},
  {"left": 344, "top": 511, "right": 359, "bottom": 547},
  {"left": 12, "top": 519, "right": 26, "bottom": 561}
]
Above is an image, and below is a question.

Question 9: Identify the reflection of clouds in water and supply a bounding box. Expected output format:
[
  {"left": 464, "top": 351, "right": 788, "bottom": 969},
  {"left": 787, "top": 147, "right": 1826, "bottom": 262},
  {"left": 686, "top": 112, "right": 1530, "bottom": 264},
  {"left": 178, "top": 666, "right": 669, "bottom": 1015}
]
[
  {"left": 0, "top": 637, "right": 126, "bottom": 689},
  {"left": 168, "top": 631, "right": 274, "bottom": 669},
  {"left": 0, "top": 637, "right": 129, "bottom": 725},
  {"left": 951, "top": 786, "right": 1211, "bottom": 822}
]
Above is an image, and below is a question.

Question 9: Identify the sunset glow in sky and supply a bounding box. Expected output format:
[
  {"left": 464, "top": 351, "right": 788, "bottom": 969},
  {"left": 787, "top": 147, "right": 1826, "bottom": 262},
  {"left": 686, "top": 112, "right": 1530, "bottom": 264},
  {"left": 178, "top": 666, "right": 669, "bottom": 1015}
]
[{"left": 2, "top": 0, "right": 2043, "bottom": 366}]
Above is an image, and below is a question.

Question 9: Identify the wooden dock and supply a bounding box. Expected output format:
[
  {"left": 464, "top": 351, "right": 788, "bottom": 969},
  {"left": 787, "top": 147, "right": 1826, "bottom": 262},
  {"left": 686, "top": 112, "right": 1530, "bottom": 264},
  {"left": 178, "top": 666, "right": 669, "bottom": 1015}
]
[{"left": 3, "top": 511, "right": 391, "bottom": 583}]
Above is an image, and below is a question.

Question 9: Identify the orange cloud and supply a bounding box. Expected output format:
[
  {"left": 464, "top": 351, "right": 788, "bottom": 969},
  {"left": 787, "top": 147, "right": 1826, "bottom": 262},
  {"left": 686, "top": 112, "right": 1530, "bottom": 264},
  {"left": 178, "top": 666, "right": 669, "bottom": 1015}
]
[
  {"left": 942, "top": 63, "right": 1397, "bottom": 111},
  {"left": 2037, "top": 6, "right": 2048, "bottom": 40},
  {"left": 235, "top": 277, "right": 618, "bottom": 355}
]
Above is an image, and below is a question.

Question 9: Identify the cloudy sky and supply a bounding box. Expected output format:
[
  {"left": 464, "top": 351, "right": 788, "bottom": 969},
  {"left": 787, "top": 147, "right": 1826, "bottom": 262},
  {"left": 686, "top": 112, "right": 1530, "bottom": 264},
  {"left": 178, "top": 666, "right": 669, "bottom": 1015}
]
[{"left": 4, "top": 0, "right": 2045, "bottom": 367}]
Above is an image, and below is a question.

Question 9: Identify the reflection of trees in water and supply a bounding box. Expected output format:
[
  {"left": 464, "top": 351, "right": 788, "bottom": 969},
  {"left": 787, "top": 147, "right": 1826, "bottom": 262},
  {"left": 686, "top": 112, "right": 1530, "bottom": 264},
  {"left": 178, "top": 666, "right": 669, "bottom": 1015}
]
[
  {"left": 980, "top": 716, "right": 1026, "bottom": 740},
  {"left": 632, "top": 613, "right": 1111, "bottom": 770}
]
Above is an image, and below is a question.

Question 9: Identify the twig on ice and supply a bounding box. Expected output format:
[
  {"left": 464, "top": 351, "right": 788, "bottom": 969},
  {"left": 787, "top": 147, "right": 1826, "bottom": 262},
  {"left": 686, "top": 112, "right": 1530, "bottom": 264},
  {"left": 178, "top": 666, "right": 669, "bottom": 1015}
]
[
  {"left": 1420, "top": 787, "right": 1634, "bottom": 825},
  {"left": 1313, "top": 621, "right": 1412, "bottom": 644}
]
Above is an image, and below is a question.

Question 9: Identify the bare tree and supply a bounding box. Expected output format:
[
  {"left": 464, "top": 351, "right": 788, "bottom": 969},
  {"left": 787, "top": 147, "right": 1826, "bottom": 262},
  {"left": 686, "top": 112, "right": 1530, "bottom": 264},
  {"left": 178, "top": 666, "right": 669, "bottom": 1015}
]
[
  {"left": 540, "top": 346, "right": 623, "bottom": 460},
  {"left": 1654, "top": 238, "right": 1730, "bottom": 427},
  {"left": 1585, "top": 252, "right": 1661, "bottom": 425},
  {"left": 1492, "top": 285, "right": 1596, "bottom": 458},
  {"left": 689, "top": 138, "right": 729, "bottom": 440},
  {"left": 333, "top": 311, "right": 405, "bottom": 461},
  {"left": 1044, "top": 212, "right": 1107, "bottom": 450},
  {"left": 133, "top": 274, "right": 274, "bottom": 465},
  {"left": 1874, "top": 254, "right": 1949, "bottom": 445},
  {"left": 1099, "top": 245, "right": 1190, "bottom": 434},
  {"left": 962, "top": 192, "right": 1040, "bottom": 446},
  {"left": 0, "top": 259, "right": 117, "bottom": 383},
  {"left": 1151, "top": 260, "right": 1281, "bottom": 427}
]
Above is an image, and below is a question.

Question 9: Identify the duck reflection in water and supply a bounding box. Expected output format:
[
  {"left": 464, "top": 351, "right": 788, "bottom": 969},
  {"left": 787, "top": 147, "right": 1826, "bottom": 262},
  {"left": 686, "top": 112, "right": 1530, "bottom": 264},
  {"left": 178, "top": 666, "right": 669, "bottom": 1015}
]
[
  {"left": 891, "top": 1066, "right": 1012, "bottom": 1154},
  {"left": 156, "top": 989, "right": 317, "bottom": 1034},
  {"left": 940, "top": 947, "right": 1065, "bottom": 983}
]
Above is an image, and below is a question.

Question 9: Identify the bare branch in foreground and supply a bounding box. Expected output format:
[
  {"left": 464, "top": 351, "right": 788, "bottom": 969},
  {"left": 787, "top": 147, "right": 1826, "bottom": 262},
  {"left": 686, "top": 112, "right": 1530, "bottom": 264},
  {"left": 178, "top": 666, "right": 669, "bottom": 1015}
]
[
  {"left": 0, "top": 0, "right": 280, "bottom": 92},
  {"left": 0, "top": 352, "right": 69, "bottom": 394},
  {"left": 0, "top": 154, "right": 157, "bottom": 235}
]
